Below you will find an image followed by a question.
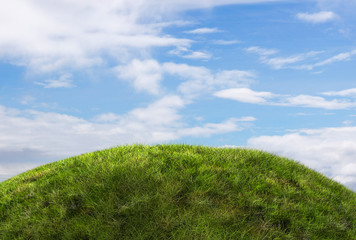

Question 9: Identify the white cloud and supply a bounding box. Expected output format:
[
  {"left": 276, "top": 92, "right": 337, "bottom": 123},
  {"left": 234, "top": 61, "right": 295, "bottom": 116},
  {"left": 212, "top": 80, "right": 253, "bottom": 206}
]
[
  {"left": 115, "top": 59, "right": 254, "bottom": 96},
  {"left": 115, "top": 59, "right": 163, "bottom": 95},
  {"left": 214, "top": 88, "right": 276, "bottom": 104},
  {"left": 248, "top": 126, "right": 356, "bottom": 191},
  {"left": 0, "top": 98, "right": 206, "bottom": 154},
  {"left": 0, "top": 0, "right": 280, "bottom": 74},
  {"left": 246, "top": 46, "right": 323, "bottom": 70},
  {"left": 251, "top": 44, "right": 356, "bottom": 71},
  {"left": 169, "top": 46, "right": 212, "bottom": 60},
  {"left": 322, "top": 88, "right": 356, "bottom": 97},
  {"left": 184, "top": 27, "right": 222, "bottom": 34},
  {"left": 262, "top": 51, "right": 322, "bottom": 69},
  {"left": 295, "top": 49, "right": 356, "bottom": 70},
  {"left": 239, "top": 116, "right": 257, "bottom": 122},
  {"left": 284, "top": 95, "right": 355, "bottom": 109},
  {"left": 246, "top": 46, "right": 278, "bottom": 56},
  {"left": 182, "top": 51, "right": 212, "bottom": 60},
  {"left": 133, "top": 0, "right": 283, "bottom": 13},
  {"left": 315, "top": 0, "right": 356, "bottom": 17},
  {"left": 265, "top": 56, "right": 306, "bottom": 69},
  {"left": 21, "top": 96, "right": 36, "bottom": 105},
  {"left": 94, "top": 113, "right": 121, "bottom": 123},
  {"left": 215, "top": 71, "right": 255, "bottom": 87},
  {"left": 178, "top": 117, "right": 256, "bottom": 137},
  {"left": 35, "top": 73, "right": 75, "bottom": 88},
  {"left": 314, "top": 50, "right": 356, "bottom": 67},
  {"left": 213, "top": 40, "right": 240, "bottom": 45},
  {"left": 163, "top": 63, "right": 215, "bottom": 97},
  {"left": 165, "top": 64, "right": 254, "bottom": 98},
  {"left": 297, "top": 11, "right": 338, "bottom": 24},
  {"left": 248, "top": 46, "right": 356, "bottom": 71},
  {"left": 125, "top": 95, "right": 186, "bottom": 127},
  {"left": 0, "top": 0, "right": 193, "bottom": 73},
  {"left": 214, "top": 88, "right": 356, "bottom": 109},
  {"left": 342, "top": 120, "right": 353, "bottom": 126}
]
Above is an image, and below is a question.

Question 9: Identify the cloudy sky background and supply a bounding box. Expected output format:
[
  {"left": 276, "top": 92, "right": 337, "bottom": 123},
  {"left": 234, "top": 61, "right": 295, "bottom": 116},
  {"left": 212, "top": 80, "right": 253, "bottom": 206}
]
[{"left": 1, "top": 0, "right": 356, "bottom": 191}]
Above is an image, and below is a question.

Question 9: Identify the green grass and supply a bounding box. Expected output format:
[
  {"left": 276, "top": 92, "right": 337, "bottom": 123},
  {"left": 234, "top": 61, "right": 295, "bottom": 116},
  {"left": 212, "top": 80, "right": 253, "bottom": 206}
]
[{"left": 0, "top": 144, "right": 355, "bottom": 239}]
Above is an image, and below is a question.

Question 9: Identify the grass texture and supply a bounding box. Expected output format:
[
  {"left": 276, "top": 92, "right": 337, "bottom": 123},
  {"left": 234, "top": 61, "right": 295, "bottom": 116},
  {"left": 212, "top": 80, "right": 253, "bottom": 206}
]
[{"left": 0, "top": 144, "right": 355, "bottom": 239}]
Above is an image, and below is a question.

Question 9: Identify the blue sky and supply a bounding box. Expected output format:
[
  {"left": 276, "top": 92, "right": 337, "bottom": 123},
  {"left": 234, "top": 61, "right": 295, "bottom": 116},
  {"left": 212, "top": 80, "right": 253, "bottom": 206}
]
[{"left": 1, "top": 0, "right": 356, "bottom": 191}]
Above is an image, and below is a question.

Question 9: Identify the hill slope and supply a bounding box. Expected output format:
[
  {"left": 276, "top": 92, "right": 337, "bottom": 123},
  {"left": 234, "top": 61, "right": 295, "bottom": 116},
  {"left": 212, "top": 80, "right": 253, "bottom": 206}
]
[{"left": 1, "top": 144, "right": 355, "bottom": 239}]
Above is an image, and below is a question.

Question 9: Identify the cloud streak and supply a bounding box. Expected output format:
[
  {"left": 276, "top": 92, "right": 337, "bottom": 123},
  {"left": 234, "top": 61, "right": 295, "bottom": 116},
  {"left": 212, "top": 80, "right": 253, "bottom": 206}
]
[
  {"left": 213, "top": 40, "right": 240, "bottom": 45},
  {"left": 246, "top": 46, "right": 278, "bottom": 56},
  {"left": 214, "top": 88, "right": 356, "bottom": 109},
  {"left": 246, "top": 47, "right": 323, "bottom": 70},
  {"left": 247, "top": 46, "right": 356, "bottom": 70},
  {"left": 35, "top": 73, "right": 75, "bottom": 88},
  {"left": 296, "top": 11, "right": 338, "bottom": 24},
  {"left": 185, "top": 27, "right": 222, "bottom": 34},
  {"left": 322, "top": 88, "right": 356, "bottom": 97},
  {"left": 214, "top": 88, "right": 276, "bottom": 104}
]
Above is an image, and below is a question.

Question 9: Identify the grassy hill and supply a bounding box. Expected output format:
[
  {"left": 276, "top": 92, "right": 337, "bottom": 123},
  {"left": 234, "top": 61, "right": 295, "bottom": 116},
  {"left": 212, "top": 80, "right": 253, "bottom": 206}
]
[{"left": 0, "top": 144, "right": 355, "bottom": 239}]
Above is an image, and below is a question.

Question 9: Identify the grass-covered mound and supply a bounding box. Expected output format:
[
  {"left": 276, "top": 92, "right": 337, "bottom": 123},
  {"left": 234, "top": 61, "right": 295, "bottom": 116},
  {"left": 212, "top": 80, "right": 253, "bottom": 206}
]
[{"left": 0, "top": 145, "right": 355, "bottom": 239}]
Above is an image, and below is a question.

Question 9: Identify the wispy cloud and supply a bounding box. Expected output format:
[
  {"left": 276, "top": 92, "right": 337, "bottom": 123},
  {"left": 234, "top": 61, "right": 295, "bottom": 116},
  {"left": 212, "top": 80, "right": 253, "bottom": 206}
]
[
  {"left": 214, "top": 88, "right": 276, "bottom": 104},
  {"left": 169, "top": 46, "right": 212, "bottom": 60},
  {"left": 178, "top": 117, "right": 255, "bottom": 137},
  {"left": 322, "top": 88, "right": 356, "bottom": 97},
  {"left": 182, "top": 51, "right": 212, "bottom": 60},
  {"left": 246, "top": 46, "right": 323, "bottom": 69},
  {"left": 246, "top": 46, "right": 356, "bottom": 70},
  {"left": 213, "top": 40, "right": 240, "bottom": 45},
  {"left": 35, "top": 73, "right": 75, "bottom": 88},
  {"left": 184, "top": 27, "right": 222, "bottom": 34},
  {"left": 298, "top": 49, "right": 356, "bottom": 70},
  {"left": 265, "top": 55, "right": 307, "bottom": 69},
  {"left": 314, "top": 50, "right": 356, "bottom": 67},
  {"left": 296, "top": 11, "right": 338, "bottom": 24},
  {"left": 214, "top": 88, "right": 356, "bottom": 109},
  {"left": 21, "top": 96, "right": 36, "bottom": 105},
  {"left": 284, "top": 95, "right": 354, "bottom": 109},
  {"left": 262, "top": 51, "right": 322, "bottom": 69},
  {"left": 246, "top": 46, "right": 278, "bottom": 56}
]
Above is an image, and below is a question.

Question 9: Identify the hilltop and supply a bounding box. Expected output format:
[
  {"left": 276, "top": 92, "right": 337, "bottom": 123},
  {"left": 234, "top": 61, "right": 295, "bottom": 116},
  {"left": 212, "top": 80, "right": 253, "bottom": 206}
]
[{"left": 0, "top": 145, "right": 355, "bottom": 239}]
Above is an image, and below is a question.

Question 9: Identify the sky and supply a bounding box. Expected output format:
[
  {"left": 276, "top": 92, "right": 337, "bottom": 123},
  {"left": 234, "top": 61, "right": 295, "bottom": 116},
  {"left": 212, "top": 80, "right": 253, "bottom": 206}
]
[{"left": 0, "top": 0, "right": 356, "bottom": 191}]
